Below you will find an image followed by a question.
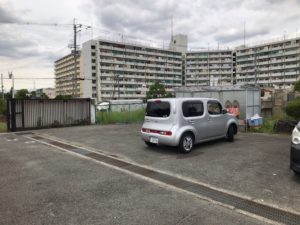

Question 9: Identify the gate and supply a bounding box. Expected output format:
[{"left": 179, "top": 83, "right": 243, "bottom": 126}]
[{"left": 7, "top": 99, "right": 91, "bottom": 132}]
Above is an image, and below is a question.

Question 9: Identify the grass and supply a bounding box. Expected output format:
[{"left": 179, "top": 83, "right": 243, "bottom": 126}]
[
  {"left": 248, "top": 112, "right": 293, "bottom": 134},
  {"left": 0, "top": 122, "right": 7, "bottom": 132},
  {"left": 96, "top": 109, "right": 145, "bottom": 125}
]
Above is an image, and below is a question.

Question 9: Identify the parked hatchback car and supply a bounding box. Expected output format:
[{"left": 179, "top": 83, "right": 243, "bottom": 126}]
[
  {"left": 141, "top": 98, "right": 238, "bottom": 153},
  {"left": 291, "top": 122, "right": 300, "bottom": 174}
]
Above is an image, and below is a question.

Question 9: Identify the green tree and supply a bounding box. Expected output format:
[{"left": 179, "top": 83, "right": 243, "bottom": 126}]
[
  {"left": 5, "top": 90, "right": 12, "bottom": 99},
  {"left": 294, "top": 80, "right": 300, "bottom": 92},
  {"left": 55, "top": 95, "right": 72, "bottom": 100},
  {"left": 30, "top": 91, "right": 37, "bottom": 99},
  {"left": 146, "top": 81, "right": 173, "bottom": 99},
  {"left": 286, "top": 98, "right": 300, "bottom": 120},
  {"left": 15, "top": 89, "right": 30, "bottom": 99},
  {"left": 0, "top": 98, "right": 6, "bottom": 115},
  {"left": 40, "top": 93, "right": 49, "bottom": 99}
]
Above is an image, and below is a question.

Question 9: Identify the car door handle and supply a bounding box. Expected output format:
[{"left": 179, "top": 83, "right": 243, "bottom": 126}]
[{"left": 189, "top": 120, "right": 195, "bottom": 124}]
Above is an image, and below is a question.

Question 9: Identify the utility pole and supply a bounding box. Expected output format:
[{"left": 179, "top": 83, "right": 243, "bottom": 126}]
[
  {"left": 71, "top": 19, "right": 82, "bottom": 98},
  {"left": 1, "top": 73, "right": 4, "bottom": 101},
  {"left": 8, "top": 72, "right": 14, "bottom": 98},
  {"left": 69, "top": 20, "right": 91, "bottom": 98}
]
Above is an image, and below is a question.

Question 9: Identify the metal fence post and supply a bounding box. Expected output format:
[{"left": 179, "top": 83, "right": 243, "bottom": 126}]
[
  {"left": 129, "top": 104, "right": 131, "bottom": 123},
  {"left": 6, "top": 99, "right": 10, "bottom": 131},
  {"left": 21, "top": 100, "right": 25, "bottom": 129},
  {"left": 11, "top": 99, "right": 16, "bottom": 132}
]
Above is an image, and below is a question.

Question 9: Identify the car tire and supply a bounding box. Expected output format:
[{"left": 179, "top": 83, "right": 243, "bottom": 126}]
[
  {"left": 145, "top": 141, "right": 156, "bottom": 147},
  {"left": 226, "top": 125, "right": 234, "bottom": 142},
  {"left": 179, "top": 133, "right": 194, "bottom": 153},
  {"left": 293, "top": 170, "right": 300, "bottom": 175}
]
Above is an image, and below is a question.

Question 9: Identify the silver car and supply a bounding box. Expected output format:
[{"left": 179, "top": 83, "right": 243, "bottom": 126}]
[{"left": 141, "top": 98, "right": 238, "bottom": 153}]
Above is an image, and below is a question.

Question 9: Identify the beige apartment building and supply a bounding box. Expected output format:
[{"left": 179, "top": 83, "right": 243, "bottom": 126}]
[
  {"left": 55, "top": 52, "right": 81, "bottom": 97},
  {"left": 55, "top": 34, "right": 300, "bottom": 101},
  {"left": 235, "top": 37, "right": 300, "bottom": 89},
  {"left": 80, "top": 39, "right": 183, "bottom": 102},
  {"left": 185, "top": 50, "right": 233, "bottom": 86}
]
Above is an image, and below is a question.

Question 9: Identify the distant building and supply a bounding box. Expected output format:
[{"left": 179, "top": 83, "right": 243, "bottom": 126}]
[
  {"left": 55, "top": 52, "right": 81, "bottom": 97},
  {"left": 235, "top": 37, "right": 300, "bottom": 89},
  {"left": 54, "top": 33, "right": 300, "bottom": 102},
  {"left": 185, "top": 50, "right": 233, "bottom": 86},
  {"left": 36, "top": 88, "right": 56, "bottom": 99},
  {"left": 169, "top": 34, "right": 188, "bottom": 53},
  {"left": 80, "top": 39, "right": 183, "bottom": 102}
]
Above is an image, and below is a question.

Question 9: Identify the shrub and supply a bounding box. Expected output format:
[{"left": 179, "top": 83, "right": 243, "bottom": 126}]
[
  {"left": 0, "top": 99, "right": 6, "bottom": 115},
  {"left": 285, "top": 98, "right": 300, "bottom": 120}
]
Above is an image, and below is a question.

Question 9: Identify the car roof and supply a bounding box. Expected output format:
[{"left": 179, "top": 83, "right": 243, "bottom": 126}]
[{"left": 147, "top": 97, "right": 220, "bottom": 102}]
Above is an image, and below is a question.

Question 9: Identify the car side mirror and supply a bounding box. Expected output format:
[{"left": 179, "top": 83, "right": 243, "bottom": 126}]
[{"left": 222, "top": 109, "right": 227, "bottom": 114}]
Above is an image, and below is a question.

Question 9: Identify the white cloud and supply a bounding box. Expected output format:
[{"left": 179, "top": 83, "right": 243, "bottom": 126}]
[{"left": 0, "top": 0, "right": 300, "bottom": 90}]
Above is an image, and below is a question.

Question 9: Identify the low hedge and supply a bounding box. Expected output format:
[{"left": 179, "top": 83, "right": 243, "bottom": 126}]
[{"left": 286, "top": 98, "right": 300, "bottom": 120}]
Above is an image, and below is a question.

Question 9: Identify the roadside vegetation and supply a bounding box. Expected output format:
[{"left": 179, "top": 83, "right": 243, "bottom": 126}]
[
  {"left": 96, "top": 82, "right": 171, "bottom": 125},
  {"left": 96, "top": 109, "right": 145, "bottom": 124},
  {"left": 248, "top": 112, "right": 293, "bottom": 134},
  {"left": 0, "top": 122, "right": 7, "bottom": 132},
  {"left": 0, "top": 97, "right": 6, "bottom": 132},
  {"left": 250, "top": 81, "right": 300, "bottom": 134}
]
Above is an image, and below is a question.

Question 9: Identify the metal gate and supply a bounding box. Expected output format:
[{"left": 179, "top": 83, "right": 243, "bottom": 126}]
[{"left": 7, "top": 99, "right": 91, "bottom": 132}]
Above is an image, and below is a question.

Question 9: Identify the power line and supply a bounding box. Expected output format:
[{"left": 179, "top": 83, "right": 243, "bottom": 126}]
[
  {"left": 3, "top": 77, "right": 54, "bottom": 80},
  {"left": 2, "top": 77, "right": 93, "bottom": 80},
  {"left": 0, "top": 21, "right": 72, "bottom": 26}
]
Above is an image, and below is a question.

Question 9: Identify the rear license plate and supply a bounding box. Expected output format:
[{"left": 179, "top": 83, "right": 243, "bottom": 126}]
[{"left": 150, "top": 137, "right": 158, "bottom": 144}]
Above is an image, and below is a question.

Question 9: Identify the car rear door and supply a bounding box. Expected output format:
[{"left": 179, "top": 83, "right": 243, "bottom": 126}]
[
  {"left": 206, "top": 100, "right": 227, "bottom": 137},
  {"left": 182, "top": 100, "right": 209, "bottom": 141}
]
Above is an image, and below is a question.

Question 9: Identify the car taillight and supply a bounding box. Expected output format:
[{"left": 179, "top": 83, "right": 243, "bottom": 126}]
[
  {"left": 142, "top": 128, "right": 172, "bottom": 136},
  {"left": 159, "top": 131, "right": 172, "bottom": 136}
]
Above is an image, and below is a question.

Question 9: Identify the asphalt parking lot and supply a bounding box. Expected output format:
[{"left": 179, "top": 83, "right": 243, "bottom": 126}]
[{"left": 1, "top": 124, "right": 300, "bottom": 225}]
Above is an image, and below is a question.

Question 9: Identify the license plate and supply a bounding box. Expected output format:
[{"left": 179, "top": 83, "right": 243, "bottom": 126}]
[{"left": 150, "top": 137, "right": 158, "bottom": 144}]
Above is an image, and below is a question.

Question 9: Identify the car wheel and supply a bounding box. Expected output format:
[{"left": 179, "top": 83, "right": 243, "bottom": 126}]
[
  {"left": 145, "top": 141, "right": 156, "bottom": 147},
  {"left": 226, "top": 125, "right": 234, "bottom": 142},
  {"left": 179, "top": 133, "right": 194, "bottom": 153},
  {"left": 293, "top": 170, "right": 300, "bottom": 175}
]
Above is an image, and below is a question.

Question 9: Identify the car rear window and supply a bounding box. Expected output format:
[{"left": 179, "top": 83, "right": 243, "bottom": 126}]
[{"left": 146, "top": 101, "right": 170, "bottom": 118}]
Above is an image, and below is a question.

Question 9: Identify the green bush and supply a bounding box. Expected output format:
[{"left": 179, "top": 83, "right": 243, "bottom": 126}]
[
  {"left": 248, "top": 112, "right": 292, "bottom": 134},
  {"left": 0, "top": 99, "right": 6, "bottom": 115},
  {"left": 286, "top": 98, "right": 300, "bottom": 120},
  {"left": 0, "top": 122, "right": 6, "bottom": 132},
  {"left": 96, "top": 109, "right": 145, "bottom": 124}
]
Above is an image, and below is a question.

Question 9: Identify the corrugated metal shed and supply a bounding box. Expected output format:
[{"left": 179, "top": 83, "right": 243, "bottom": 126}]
[{"left": 175, "top": 85, "right": 261, "bottom": 119}]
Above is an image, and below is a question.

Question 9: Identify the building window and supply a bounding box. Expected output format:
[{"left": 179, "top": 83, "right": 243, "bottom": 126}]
[{"left": 91, "top": 45, "right": 96, "bottom": 49}]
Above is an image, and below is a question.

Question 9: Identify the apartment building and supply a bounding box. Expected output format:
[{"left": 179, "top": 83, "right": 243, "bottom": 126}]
[
  {"left": 55, "top": 34, "right": 300, "bottom": 101},
  {"left": 235, "top": 37, "right": 300, "bottom": 89},
  {"left": 80, "top": 39, "right": 183, "bottom": 102},
  {"left": 55, "top": 52, "right": 81, "bottom": 96},
  {"left": 185, "top": 50, "right": 233, "bottom": 86},
  {"left": 36, "top": 88, "right": 56, "bottom": 99}
]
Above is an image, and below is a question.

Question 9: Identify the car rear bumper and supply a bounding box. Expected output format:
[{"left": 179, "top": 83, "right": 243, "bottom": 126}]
[
  {"left": 291, "top": 143, "right": 300, "bottom": 173},
  {"left": 141, "top": 131, "right": 179, "bottom": 147}
]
